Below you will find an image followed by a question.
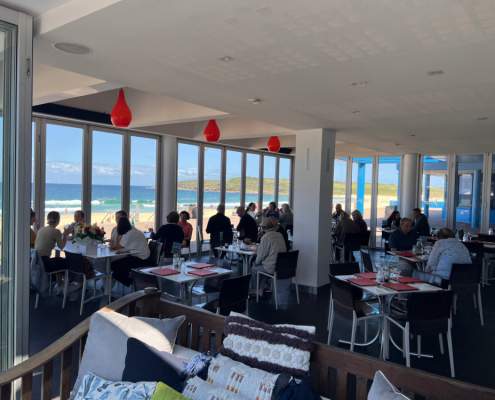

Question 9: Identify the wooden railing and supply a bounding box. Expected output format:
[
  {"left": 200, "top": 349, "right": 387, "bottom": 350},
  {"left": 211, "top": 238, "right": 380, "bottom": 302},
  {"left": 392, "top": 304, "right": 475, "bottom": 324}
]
[{"left": 1, "top": 291, "right": 495, "bottom": 400}]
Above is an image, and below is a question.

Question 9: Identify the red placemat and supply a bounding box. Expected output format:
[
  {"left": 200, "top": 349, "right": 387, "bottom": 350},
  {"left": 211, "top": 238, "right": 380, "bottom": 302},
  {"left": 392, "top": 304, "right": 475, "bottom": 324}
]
[
  {"left": 396, "top": 276, "right": 423, "bottom": 284},
  {"left": 188, "top": 269, "right": 218, "bottom": 277},
  {"left": 150, "top": 267, "right": 180, "bottom": 276},
  {"left": 395, "top": 251, "right": 416, "bottom": 258},
  {"left": 189, "top": 263, "right": 215, "bottom": 269},
  {"left": 356, "top": 272, "right": 377, "bottom": 279},
  {"left": 347, "top": 278, "right": 377, "bottom": 286},
  {"left": 382, "top": 282, "right": 419, "bottom": 291}
]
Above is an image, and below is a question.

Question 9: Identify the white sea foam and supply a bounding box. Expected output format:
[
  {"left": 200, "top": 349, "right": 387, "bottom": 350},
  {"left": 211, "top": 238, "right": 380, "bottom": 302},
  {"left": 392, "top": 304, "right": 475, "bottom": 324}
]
[{"left": 45, "top": 199, "right": 82, "bottom": 206}]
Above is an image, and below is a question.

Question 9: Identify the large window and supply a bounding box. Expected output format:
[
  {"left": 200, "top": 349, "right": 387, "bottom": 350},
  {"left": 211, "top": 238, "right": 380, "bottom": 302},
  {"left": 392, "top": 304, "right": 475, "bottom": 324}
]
[
  {"left": 333, "top": 157, "right": 347, "bottom": 211},
  {"left": 130, "top": 136, "right": 157, "bottom": 231},
  {"left": 262, "top": 155, "right": 276, "bottom": 207},
  {"left": 454, "top": 154, "right": 483, "bottom": 233},
  {"left": 421, "top": 155, "right": 448, "bottom": 228},
  {"left": 202, "top": 147, "right": 222, "bottom": 238},
  {"left": 351, "top": 157, "right": 373, "bottom": 223},
  {"left": 177, "top": 143, "right": 199, "bottom": 243},
  {"left": 246, "top": 153, "right": 260, "bottom": 211},
  {"left": 278, "top": 158, "right": 292, "bottom": 206},
  {"left": 226, "top": 150, "right": 242, "bottom": 227},
  {"left": 45, "top": 123, "right": 83, "bottom": 227},
  {"left": 91, "top": 130, "right": 123, "bottom": 235},
  {"left": 376, "top": 156, "right": 401, "bottom": 246}
]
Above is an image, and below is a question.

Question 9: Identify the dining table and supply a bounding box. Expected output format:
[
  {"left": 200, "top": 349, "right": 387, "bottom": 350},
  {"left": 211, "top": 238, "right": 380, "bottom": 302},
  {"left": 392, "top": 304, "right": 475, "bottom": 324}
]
[
  {"left": 140, "top": 261, "right": 232, "bottom": 305},
  {"left": 214, "top": 244, "right": 257, "bottom": 275}
]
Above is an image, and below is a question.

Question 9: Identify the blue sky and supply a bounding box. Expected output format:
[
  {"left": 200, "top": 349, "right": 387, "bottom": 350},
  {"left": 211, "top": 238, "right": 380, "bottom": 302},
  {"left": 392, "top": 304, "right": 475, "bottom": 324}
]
[{"left": 43, "top": 124, "right": 157, "bottom": 186}]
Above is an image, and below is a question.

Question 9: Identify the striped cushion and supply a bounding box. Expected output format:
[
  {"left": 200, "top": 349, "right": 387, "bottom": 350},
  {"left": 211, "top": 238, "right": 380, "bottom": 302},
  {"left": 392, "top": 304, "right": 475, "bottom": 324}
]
[{"left": 220, "top": 312, "right": 315, "bottom": 377}]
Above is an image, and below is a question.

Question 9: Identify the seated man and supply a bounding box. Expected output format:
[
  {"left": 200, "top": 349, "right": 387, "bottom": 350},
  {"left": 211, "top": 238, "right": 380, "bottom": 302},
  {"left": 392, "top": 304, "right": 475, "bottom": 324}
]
[
  {"left": 236, "top": 206, "right": 258, "bottom": 243},
  {"left": 35, "top": 211, "right": 69, "bottom": 272},
  {"left": 389, "top": 218, "right": 417, "bottom": 251},
  {"left": 150, "top": 211, "right": 184, "bottom": 258},
  {"left": 250, "top": 218, "right": 287, "bottom": 294},
  {"left": 67, "top": 209, "right": 86, "bottom": 238},
  {"left": 206, "top": 204, "right": 233, "bottom": 256},
  {"left": 421, "top": 227, "right": 472, "bottom": 283}
]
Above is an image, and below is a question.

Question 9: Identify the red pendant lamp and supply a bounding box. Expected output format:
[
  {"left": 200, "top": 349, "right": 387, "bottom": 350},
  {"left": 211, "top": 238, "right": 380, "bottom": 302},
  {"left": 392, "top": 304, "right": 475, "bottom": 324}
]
[
  {"left": 267, "top": 136, "right": 281, "bottom": 152},
  {"left": 203, "top": 119, "right": 221, "bottom": 142},
  {"left": 111, "top": 89, "right": 132, "bottom": 128}
]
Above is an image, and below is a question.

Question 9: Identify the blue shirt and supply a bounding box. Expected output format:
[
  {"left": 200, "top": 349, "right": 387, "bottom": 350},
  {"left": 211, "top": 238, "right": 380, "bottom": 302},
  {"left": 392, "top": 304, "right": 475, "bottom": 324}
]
[
  {"left": 426, "top": 238, "right": 472, "bottom": 280},
  {"left": 389, "top": 229, "right": 418, "bottom": 251}
]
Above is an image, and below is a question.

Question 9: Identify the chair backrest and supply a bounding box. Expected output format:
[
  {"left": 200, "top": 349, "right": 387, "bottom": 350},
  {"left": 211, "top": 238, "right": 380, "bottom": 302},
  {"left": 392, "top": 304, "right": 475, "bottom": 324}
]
[
  {"left": 329, "top": 262, "right": 360, "bottom": 276},
  {"left": 360, "top": 230, "right": 371, "bottom": 247},
  {"left": 328, "top": 275, "right": 362, "bottom": 318},
  {"left": 360, "top": 250, "right": 374, "bottom": 272},
  {"left": 147, "top": 240, "right": 163, "bottom": 266},
  {"left": 275, "top": 250, "right": 299, "bottom": 279},
  {"left": 462, "top": 241, "right": 484, "bottom": 264},
  {"left": 217, "top": 274, "right": 252, "bottom": 315},
  {"left": 406, "top": 290, "right": 453, "bottom": 335},
  {"left": 130, "top": 269, "right": 159, "bottom": 291},
  {"left": 64, "top": 251, "right": 85, "bottom": 274},
  {"left": 450, "top": 263, "right": 481, "bottom": 288}
]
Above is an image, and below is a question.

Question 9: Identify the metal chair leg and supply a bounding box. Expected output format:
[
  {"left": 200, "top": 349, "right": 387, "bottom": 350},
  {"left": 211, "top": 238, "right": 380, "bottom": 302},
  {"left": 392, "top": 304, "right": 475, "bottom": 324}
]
[
  {"left": 350, "top": 313, "right": 357, "bottom": 352},
  {"left": 404, "top": 323, "right": 411, "bottom": 368},
  {"left": 62, "top": 270, "right": 69, "bottom": 309},
  {"left": 478, "top": 285, "right": 485, "bottom": 326},
  {"left": 327, "top": 301, "right": 334, "bottom": 345},
  {"left": 294, "top": 280, "right": 300, "bottom": 304},
  {"left": 447, "top": 323, "right": 455, "bottom": 378},
  {"left": 80, "top": 276, "right": 87, "bottom": 316},
  {"left": 417, "top": 335, "right": 422, "bottom": 358},
  {"left": 439, "top": 333, "right": 444, "bottom": 355},
  {"left": 473, "top": 293, "right": 478, "bottom": 309},
  {"left": 34, "top": 293, "right": 39, "bottom": 309}
]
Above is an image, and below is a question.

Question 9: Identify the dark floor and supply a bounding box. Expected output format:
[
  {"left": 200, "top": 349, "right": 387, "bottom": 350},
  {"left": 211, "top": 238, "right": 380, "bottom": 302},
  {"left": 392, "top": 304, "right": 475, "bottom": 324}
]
[{"left": 29, "top": 251, "right": 495, "bottom": 391}]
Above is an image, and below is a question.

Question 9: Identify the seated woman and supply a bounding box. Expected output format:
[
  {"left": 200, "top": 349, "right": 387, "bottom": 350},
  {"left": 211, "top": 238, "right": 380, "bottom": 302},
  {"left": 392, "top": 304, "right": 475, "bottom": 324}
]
[
  {"left": 178, "top": 211, "right": 193, "bottom": 246},
  {"left": 420, "top": 227, "right": 472, "bottom": 283},
  {"left": 111, "top": 216, "right": 150, "bottom": 286},
  {"left": 279, "top": 203, "right": 294, "bottom": 232},
  {"left": 34, "top": 211, "right": 69, "bottom": 271},
  {"left": 385, "top": 210, "right": 401, "bottom": 230}
]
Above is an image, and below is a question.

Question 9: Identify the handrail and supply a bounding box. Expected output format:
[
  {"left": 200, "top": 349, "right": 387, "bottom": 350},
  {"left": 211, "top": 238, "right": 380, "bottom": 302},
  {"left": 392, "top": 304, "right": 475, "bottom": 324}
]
[{"left": 0, "top": 290, "right": 158, "bottom": 386}]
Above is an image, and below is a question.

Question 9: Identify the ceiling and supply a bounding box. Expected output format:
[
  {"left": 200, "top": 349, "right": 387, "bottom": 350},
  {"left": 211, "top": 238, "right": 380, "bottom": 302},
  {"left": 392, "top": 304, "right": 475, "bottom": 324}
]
[{"left": 10, "top": 0, "right": 495, "bottom": 154}]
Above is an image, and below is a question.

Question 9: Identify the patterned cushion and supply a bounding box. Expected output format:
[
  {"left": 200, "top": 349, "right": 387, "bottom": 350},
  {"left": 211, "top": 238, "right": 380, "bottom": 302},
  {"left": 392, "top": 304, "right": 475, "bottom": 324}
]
[
  {"left": 183, "top": 376, "right": 249, "bottom": 400},
  {"left": 221, "top": 312, "right": 315, "bottom": 377},
  {"left": 368, "top": 371, "right": 411, "bottom": 400}
]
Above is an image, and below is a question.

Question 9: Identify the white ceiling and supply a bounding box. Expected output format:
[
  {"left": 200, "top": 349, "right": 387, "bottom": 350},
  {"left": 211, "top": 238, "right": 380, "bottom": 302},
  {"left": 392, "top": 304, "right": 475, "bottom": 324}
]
[{"left": 11, "top": 0, "right": 495, "bottom": 154}]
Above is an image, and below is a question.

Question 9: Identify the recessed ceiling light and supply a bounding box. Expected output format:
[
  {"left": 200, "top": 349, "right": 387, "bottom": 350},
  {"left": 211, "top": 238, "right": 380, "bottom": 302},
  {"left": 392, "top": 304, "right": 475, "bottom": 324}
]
[
  {"left": 477, "top": 116, "right": 488, "bottom": 121},
  {"left": 351, "top": 110, "right": 360, "bottom": 114},
  {"left": 219, "top": 55, "right": 234, "bottom": 62},
  {"left": 410, "top": 133, "right": 416, "bottom": 137},
  {"left": 53, "top": 42, "right": 91, "bottom": 55},
  {"left": 350, "top": 80, "right": 369, "bottom": 87},
  {"left": 427, "top": 70, "right": 444, "bottom": 76},
  {"left": 248, "top": 98, "right": 262, "bottom": 104},
  {"left": 395, "top": 143, "right": 401, "bottom": 146}
]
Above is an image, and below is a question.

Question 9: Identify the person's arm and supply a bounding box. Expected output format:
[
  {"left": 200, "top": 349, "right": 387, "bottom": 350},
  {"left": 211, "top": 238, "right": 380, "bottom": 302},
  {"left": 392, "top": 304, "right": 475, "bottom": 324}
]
[
  {"left": 255, "top": 238, "right": 269, "bottom": 265},
  {"left": 111, "top": 233, "right": 125, "bottom": 250},
  {"left": 56, "top": 228, "right": 69, "bottom": 250}
]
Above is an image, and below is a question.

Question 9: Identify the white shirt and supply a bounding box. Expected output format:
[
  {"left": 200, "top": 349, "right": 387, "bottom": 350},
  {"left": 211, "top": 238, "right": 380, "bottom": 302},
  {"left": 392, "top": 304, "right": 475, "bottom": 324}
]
[{"left": 120, "top": 228, "right": 150, "bottom": 260}]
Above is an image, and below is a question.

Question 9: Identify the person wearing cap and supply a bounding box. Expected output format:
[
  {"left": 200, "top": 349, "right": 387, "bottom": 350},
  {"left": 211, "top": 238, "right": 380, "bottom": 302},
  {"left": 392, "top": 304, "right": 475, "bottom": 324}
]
[{"left": 250, "top": 218, "right": 287, "bottom": 294}]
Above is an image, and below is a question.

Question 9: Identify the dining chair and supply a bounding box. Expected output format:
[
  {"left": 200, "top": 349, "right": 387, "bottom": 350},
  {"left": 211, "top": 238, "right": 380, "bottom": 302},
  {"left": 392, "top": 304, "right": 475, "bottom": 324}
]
[
  {"left": 384, "top": 290, "right": 455, "bottom": 377},
  {"left": 200, "top": 274, "right": 251, "bottom": 316},
  {"left": 65, "top": 251, "right": 112, "bottom": 315},
  {"left": 130, "top": 269, "right": 159, "bottom": 291},
  {"left": 360, "top": 249, "right": 374, "bottom": 272},
  {"left": 462, "top": 241, "right": 484, "bottom": 265},
  {"left": 327, "top": 275, "right": 382, "bottom": 353},
  {"left": 256, "top": 250, "right": 300, "bottom": 309},
  {"left": 449, "top": 262, "right": 484, "bottom": 326},
  {"left": 146, "top": 240, "right": 163, "bottom": 266}
]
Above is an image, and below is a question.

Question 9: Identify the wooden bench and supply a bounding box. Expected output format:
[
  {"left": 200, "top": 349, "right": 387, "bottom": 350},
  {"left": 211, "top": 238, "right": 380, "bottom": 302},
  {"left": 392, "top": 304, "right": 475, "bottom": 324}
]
[{"left": 0, "top": 290, "right": 494, "bottom": 400}]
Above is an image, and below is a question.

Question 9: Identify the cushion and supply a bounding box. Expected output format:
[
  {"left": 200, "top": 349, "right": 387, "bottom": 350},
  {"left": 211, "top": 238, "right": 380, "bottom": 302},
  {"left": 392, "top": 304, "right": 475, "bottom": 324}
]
[
  {"left": 173, "top": 344, "right": 201, "bottom": 362},
  {"left": 152, "top": 382, "right": 188, "bottom": 400},
  {"left": 221, "top": 312, "right": 315, "bottom": 377},
  {"left": 74, "top": 310, "right": 185, "bottom": 393},
  {"left": 183, "top": 376, "right": 250, "bottom": 400},
  {"left": 368, "top": 371, "right": 411, "bottom": 400},
  {"left": 123, "top": 338, "right": 186, "bottom": 392},
  {"left": 73, "top": 373, "right": 157, "bottom": 400}
]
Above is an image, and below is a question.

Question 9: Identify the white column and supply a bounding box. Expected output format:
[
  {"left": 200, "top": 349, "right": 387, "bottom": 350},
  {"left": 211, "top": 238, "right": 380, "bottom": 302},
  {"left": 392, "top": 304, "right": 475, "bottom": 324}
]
[
  {"left": 400, "top": 153, "right": 420, "bottom": 218},
  {"left": 293, "top": 129, "right": 335, "bottom": 289},
  {"left": 160, "top": 135, "right": 177, "bottom": 225}
]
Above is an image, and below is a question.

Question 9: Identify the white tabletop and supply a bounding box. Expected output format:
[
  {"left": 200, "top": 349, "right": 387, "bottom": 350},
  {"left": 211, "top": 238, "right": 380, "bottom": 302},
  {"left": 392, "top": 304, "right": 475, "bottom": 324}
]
[
  {"left": 141, "top": 262, "right": 232, "bottom": 283},
  {"left": 62, "top": 242, "right": 134, "bottom": 259},
  {"left": 215, "top": 245, "right": 257, "bottom": 256},
  {"left": 337, "top": 274, "right": 443, "bottom": 296},
  {"left": 388, "top": 251, "right": 428, "bottom": 264}
]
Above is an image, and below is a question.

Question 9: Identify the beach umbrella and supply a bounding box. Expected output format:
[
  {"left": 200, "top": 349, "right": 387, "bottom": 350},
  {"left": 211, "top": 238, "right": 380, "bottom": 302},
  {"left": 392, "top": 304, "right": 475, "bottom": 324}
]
[
  {"left": 267, "top": 136, "right": 281, "bottom": 153},
  {"left": 203, "top": 119, "right": 221, "bottom": 142},
  {"left": 111, "top": 89, "right": 132, "bottom": 128}
]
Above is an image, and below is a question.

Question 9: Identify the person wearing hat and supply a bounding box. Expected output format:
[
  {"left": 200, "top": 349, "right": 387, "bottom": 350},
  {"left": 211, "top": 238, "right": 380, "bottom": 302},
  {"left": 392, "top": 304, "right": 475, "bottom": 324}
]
[{"left": 250, "top": 217, "right": 287, "bottom": 294}]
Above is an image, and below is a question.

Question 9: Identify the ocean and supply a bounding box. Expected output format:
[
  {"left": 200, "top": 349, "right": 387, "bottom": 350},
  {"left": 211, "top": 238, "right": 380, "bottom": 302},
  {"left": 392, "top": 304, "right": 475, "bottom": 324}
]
[{"left": 42, "top": 183, "right": 289, "bottom": 212}]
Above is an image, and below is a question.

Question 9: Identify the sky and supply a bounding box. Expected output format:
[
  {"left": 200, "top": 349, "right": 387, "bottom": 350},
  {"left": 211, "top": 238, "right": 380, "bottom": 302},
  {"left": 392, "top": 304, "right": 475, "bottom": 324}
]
[{"left": 43, "top": 124, "right": 157, "bottom": 186}]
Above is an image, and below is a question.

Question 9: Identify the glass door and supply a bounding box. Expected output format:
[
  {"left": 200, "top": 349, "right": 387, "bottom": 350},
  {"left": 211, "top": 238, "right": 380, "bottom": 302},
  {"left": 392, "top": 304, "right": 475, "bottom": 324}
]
[{"left": 0, "top": 7, "right": 33, "bottom": 371}]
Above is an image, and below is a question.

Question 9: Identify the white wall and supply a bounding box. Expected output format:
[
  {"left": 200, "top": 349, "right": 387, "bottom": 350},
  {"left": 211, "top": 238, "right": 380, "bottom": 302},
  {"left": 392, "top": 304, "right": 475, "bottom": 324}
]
[
  {"left": 400, "top": 153, "right": 420, "bottom": 218},
  {"left": 293, "top": 129, "right": 335, "bottom": 288}
]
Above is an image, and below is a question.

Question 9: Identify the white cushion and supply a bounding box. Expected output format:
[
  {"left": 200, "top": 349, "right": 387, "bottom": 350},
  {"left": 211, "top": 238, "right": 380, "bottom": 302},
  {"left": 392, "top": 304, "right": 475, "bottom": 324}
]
[
  {"left": 173, "top": 344, "right": 200, "bottom": 362},
  {"left": 368, "top": 371, "right": 410, "bottom": 400},
  {"left": 73, "top": 310, "right": 185, "bottom": 395}
]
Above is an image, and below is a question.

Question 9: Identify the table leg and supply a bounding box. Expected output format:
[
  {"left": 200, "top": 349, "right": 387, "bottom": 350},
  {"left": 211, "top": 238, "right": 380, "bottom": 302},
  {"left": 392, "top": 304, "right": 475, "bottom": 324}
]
[{"left": 105, "top": 258, "right": 112, "bottom": 304}]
